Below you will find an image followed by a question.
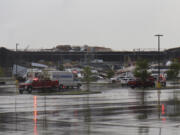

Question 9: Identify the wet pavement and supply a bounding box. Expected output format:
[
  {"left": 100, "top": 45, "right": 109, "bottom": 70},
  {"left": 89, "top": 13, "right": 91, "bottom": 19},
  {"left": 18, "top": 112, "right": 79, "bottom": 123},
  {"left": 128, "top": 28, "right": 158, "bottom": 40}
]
[{"left": 0, "top": 85, "right": 180, "bottom": 135}]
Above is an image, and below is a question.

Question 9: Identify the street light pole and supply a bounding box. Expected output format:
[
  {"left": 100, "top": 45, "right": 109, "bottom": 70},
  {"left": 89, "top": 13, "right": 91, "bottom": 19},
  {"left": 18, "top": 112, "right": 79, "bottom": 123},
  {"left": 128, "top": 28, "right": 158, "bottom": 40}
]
[
  {"left": 154, "top": 34, "right": 163, "bottom": 117},
  {"left": 15, "top": 43, "right": 19, "bottom": 77},
  {"left": 15, "top": 43, "right": 19, "bottom": 128},
  {"left": 154, "top": 34, "right": 163, "bottom": 83}
]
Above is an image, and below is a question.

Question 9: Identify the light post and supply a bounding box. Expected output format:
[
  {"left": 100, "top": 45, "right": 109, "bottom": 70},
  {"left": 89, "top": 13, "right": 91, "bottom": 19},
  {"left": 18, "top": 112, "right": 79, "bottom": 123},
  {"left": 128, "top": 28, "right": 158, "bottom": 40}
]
[
  {"left": 15, "top": 43, "right": 19, "bottom": 126},
  {"left": 15, "top": 43, "right": 19, "bottom": 77},
  {"left": 154, "top": 34, "right": 163, "bottom": 84},
  {"left": 154, "top": 34, "right": 163, "bottom": 118}
]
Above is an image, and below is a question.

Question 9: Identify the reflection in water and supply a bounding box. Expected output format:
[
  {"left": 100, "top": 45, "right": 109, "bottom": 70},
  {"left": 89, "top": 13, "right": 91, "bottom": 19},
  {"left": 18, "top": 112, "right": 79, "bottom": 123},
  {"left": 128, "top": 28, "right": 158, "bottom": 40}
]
[
  {"left": 161, "top": 104, "right": 165, "bottom": 115},
  {"left": 43, "top": 96, "right": 47, "bottom": 131},
  {"left": 159, "top": 128, "right": 161, "bottom": 135},
  {"left": 138, "top": 127, "right": 149, "bottom": 135},
  {"left": 3, "top": 87, "right": 180, "bottom": 135},
  {"left": 84, "top": 95, "right": 91, "bottom": 135},
  {"left": 14, "top": 96, "right": 17, "bottom": 132},
  {"left": 165, "top": 96, "right": 180, "bottom": 117},
  {"left": 34, "top": 96, "right": 38, "bottom": 135},
  {"left": 161, "top": 104, "right": 166, "bottom": 122},
  {"left": 157, "top": 89, "right": 161, "bottom": 119},
  {"left": 137, "top": 90, "right": 149, "bottom": 135},
  {"left": 136, "top": 90, "right": 148, "bottom": 119}
]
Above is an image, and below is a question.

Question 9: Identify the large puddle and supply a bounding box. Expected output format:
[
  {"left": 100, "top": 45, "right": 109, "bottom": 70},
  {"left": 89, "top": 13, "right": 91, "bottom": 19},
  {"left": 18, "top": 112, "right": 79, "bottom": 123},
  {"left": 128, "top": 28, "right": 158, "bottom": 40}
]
[{"left": 0, "top": 85, "right": 180, "bottom": 135}]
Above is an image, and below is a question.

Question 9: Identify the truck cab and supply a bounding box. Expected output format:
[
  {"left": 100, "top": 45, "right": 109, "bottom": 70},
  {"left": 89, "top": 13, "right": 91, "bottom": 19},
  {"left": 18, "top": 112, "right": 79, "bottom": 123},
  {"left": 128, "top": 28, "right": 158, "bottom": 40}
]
[{"left": 18, "top": 78, "right": 59, "bottom": 94}]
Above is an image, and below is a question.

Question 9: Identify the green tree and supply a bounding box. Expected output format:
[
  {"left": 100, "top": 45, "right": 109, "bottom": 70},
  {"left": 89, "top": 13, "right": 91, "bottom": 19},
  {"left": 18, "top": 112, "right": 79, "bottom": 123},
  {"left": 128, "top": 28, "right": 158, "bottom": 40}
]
[
  {"left": 0, "top": 67, "right": 4, "bottom": 77},
  {"left": 167, "top": 59, "right": 180, "bottom": 101},
  {"left": 59, "top": 65, "right": 64, "bottom": 71},
  {"left": 167, "top": 59, "right": 180, "bottom": 82},
  {"left": 83, "top": 66, "right": 92, "bottom": 91},
  {"left": 134, "top": 59, "right": 150, "bottom": 82},
  {"left": 107, "top": 69, "right": 115, "bottom": 79}
]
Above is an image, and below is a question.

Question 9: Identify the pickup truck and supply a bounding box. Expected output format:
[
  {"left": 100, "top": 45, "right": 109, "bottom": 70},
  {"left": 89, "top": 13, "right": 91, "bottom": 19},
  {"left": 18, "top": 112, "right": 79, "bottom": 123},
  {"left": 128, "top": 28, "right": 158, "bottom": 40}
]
[
  {"left": 127, "top": 79, "right": 155, "bottom": 89},
  {"left": 18, "top": 78, "right": 59, "bottom": 94}
]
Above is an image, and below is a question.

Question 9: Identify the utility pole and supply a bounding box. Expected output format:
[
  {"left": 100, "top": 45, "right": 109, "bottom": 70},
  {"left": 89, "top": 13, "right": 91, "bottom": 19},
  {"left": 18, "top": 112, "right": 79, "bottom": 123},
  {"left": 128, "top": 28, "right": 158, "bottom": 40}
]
[
  {"left": 15, "top": 43, "right": 19, "bottom": 128},
  {"left": 15, "top": 43, "right": 19, "bottom": 77},
  {"left": 154, "top": 34, "right": 163, "bottom": 118},
  {"left": 154, "top": 34, "right": 163, "bottom": 83}
]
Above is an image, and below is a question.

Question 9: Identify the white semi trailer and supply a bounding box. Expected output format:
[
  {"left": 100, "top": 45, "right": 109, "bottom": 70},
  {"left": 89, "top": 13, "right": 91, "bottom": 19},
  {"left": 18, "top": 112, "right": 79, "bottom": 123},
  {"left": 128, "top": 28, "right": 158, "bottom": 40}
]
[{"left": 48, "top": 71, "right": 81, "bottom": 89}]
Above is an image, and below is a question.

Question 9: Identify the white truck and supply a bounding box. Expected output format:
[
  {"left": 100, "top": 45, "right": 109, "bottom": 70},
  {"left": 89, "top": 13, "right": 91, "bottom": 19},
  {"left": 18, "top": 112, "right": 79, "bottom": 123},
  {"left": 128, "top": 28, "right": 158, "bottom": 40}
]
[{"left": 48, "top": 71, "right": 81, "bottom": 89}]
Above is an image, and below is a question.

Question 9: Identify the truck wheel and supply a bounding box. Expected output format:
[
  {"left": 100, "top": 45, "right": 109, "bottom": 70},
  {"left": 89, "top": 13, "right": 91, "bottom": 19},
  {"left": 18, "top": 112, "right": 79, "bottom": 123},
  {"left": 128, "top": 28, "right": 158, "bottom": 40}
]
[
  {"left": 112, "top": 80, "right": 116, "bottom": 83},
  {"left": 19, "top": 90, "right": 23, "bottom": 94},
  {"left": 164, "top": 82, "right": 166, "bottom": 87},
  {"left": 59, "top": 85, "right": 63, "bottom": 89},
  {"left": 53, "top": 86, "right": 58, "bottom": 91},
  {"left": 27, "top": 87, "right": 32, "bottom": 94}
]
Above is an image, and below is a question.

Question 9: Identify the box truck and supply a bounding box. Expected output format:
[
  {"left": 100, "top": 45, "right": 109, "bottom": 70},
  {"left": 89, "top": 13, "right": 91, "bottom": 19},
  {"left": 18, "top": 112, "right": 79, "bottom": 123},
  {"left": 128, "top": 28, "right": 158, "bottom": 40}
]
[{"left": 48, "top": 71, "right": 81, "bottom": 89}]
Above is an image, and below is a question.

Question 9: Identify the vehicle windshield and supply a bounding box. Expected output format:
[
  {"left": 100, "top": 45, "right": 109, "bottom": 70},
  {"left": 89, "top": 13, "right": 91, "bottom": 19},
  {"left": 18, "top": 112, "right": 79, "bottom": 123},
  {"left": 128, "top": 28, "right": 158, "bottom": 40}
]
[{"left": 25, "top": 80, "right": 33, "bottom": 84}]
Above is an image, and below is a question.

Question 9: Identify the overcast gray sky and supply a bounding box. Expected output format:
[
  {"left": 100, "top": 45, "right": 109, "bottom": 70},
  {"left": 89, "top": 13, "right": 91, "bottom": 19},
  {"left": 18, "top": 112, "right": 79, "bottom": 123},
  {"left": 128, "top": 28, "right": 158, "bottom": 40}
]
[{"left": 0, "top": 0, "right": 180, "bottom": 51}]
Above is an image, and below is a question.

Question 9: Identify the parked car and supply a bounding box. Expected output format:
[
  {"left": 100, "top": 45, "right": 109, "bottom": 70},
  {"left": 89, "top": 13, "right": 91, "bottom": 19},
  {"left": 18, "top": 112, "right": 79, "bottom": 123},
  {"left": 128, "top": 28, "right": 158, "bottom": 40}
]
[
  {"left": 110, "top": 76, "right": 121, "bottom": 83},
  {"left": 111, "top": 76, "right": 134, "bottom": 85},
  {"left": 18, "top": 78, "right": 59, "bottom": 94},
  {"left": 151, "top": 74, "right": 166, "bottom": 87},
  {"left": 120, "top": 77, "right": 134, "bottom": 86},
  {"left": 127, "top": 79, "right": 155, "bottom": 88}
]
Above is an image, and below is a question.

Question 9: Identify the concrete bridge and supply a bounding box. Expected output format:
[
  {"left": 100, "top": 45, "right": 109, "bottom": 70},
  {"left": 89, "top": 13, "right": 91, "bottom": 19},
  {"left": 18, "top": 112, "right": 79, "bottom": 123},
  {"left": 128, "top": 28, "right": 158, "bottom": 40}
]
[{"left": 0, "top": 47, "right": 179, "bottom": 68}]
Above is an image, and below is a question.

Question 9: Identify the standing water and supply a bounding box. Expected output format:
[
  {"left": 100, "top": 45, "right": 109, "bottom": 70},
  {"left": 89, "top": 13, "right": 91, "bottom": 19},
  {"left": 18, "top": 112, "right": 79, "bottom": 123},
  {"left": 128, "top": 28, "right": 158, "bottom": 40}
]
[{"left": 0, "top": 85, "right": 180, "bottom": 135}]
